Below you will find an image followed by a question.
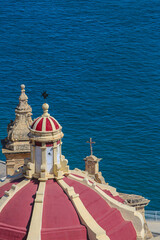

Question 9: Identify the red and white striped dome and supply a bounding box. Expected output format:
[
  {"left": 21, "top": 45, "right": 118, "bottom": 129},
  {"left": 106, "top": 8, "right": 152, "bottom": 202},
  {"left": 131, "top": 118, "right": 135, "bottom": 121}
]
[
  {"left": 31, "top": 103, "right": 61, "bottom": 132},
  {"left": 0, "top": 173, "right": 137, "bottom": 240}
]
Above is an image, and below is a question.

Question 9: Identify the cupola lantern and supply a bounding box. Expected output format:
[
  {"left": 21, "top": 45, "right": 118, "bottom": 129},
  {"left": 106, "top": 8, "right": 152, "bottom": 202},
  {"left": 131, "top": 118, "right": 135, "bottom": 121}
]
[{"left": 25, "top": 103, "right": 69, "bottom": 180}]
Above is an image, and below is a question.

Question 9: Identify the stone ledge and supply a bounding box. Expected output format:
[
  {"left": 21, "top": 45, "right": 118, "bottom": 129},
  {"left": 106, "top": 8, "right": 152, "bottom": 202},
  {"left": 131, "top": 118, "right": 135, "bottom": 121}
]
[{"left": 0, "top": 161, "right": 6, "bottom": 179}]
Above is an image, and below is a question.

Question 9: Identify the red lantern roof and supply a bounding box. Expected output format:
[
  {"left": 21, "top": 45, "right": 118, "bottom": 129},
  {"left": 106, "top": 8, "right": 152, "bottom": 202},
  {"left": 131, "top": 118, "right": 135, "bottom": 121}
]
[
  {"left": 31, "top": 116, "right": 60, "bottom": 132},
  {"left": 30, "top": 103, "right": 61, "bottom": 132}
]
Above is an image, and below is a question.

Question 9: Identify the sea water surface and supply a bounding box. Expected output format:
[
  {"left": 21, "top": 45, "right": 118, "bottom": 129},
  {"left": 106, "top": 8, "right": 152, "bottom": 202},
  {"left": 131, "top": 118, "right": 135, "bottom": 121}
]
[{"left": 0, "top": 0, "right": 160, "bottom": 210}]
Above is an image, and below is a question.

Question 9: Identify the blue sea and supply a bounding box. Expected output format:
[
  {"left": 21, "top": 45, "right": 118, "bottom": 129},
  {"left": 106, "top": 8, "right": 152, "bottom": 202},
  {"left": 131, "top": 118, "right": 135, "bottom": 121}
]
[{"left": 0, "top": 0, "right": 160, "bottom": 211}]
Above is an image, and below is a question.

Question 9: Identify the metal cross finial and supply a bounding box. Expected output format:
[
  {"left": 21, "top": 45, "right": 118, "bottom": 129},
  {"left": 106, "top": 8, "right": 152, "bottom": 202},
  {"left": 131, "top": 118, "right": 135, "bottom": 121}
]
[
  {"left": 86, "top": 138, "right": 95, "bottom": 156},
  {"left": 42, "top": 91, "right": 49, "bottom": 100}
]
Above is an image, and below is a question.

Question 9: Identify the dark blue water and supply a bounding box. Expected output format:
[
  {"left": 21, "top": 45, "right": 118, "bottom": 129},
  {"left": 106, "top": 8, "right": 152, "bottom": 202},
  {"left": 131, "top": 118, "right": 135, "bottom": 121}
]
[{"left": 0, "top": 0, "right": 160, "bottom": 210}]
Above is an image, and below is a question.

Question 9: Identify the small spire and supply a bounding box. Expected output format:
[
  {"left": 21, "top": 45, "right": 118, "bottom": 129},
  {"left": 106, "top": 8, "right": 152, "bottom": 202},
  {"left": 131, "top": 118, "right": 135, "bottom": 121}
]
[
  {"left": 19, "top": 84, "right": 28, "bottom": 101},
  {"left": 42, "top": 103, "right": 50, "bottom": 117},
  {"left": 86, "top": 138, "right": 95, "bottom": 156},
  {"left": 16, "top": 84, "right": 32, "bottom": 115},
  {"left": 21, "top": 84, "right": 25, "bottom": 91},
  {"left": 4, "top": 84, "right": 32, "bottom": 146}
]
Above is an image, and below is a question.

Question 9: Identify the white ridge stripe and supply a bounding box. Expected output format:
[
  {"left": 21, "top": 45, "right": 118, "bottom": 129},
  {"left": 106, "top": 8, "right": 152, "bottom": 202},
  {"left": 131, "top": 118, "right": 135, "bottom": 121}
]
[
  {"left": 27, "top": 181, "right": 46, "bottom": 240},
  {"left": 50, "top": 117, "right": 60, "bottom": 129},
  {"left": 33, "top": 117, "right": 42, "bottom": 130},
  {"left": 42, "top": 117, "right": 46, "bottom": 132},
  {"left": 31, "top": 117, "right": 39, "bottom": 128},
  {"left": 48, "top": 117, "right": 55, "bottom": 131},
  {"left": 58, "top": 179, "right": 110, "bottom": 240}
]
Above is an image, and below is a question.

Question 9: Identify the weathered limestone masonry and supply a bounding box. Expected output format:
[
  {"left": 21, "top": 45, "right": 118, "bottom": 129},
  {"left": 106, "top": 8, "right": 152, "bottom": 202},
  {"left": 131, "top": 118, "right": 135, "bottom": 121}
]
[
  {"left": 119, "top": 192, "right": 153, "bottom": 240},
  {"left": 1, "top": 85, "right": 32, "bottom": 175},
  {"left": 84, "top": 154, "right": 105, "bottom": 184},
  {"left": 84, "top": 138, "right": 105, "bottom": 184}
]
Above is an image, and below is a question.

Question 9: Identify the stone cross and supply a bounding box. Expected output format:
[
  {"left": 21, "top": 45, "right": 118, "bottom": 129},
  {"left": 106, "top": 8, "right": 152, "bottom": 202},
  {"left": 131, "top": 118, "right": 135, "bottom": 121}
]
[{"left": 86, "top": 138, "right": 95, "bottom": 156}]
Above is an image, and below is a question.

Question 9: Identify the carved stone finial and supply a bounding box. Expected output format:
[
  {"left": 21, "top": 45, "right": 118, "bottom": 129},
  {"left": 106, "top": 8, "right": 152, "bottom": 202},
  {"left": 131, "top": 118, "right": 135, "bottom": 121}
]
[
  {"left": 2, "top": 84, "right": 33, "bottom": 175},
  {"left": 42, "top": 103, "right": 50, "bottom": 117},
  {"left": 3, "top": 84, "right": 33, "bottom": 150},
  {"left": 21, "top": 84, "right": 25, "bottom": 90},
  {"left": 19, "top": 84, "right": 28, "bottom": 102}
]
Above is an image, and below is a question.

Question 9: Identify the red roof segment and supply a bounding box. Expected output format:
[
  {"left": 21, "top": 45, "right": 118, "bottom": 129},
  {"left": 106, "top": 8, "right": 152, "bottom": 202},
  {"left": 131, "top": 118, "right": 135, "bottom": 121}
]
[
  {"left": 41, "top": 180, "right": 87, "bottom": 240},
  {"left": 64, "top": 177, "right": 137, "bottom": 240},
  {"left": 41, "top": 225, "right": 86, "bottom": 240},
  {"left": 49, "top": 117, "right": 59, "bottom": 130},
  {"left": 0, "top": 222, "right": 26, "bottom": 240},
  {"left": 31, "top": 116, "right": 60, "bottom": 132},
  {"left": 31, "top": 117, "right": 40, "bottom": 129},
  {"left": 36, "top": 118, "right": 43, "bottom": 131},
  {"left": 71, "top": 174, "right": 125, "bottom": 203},
  {"left": 0, "top": 178, "right": 25, "bottom": 199},
  {"left": 46, "top": 118, "right": 52, "bottom": 131},
  {"left": 103, "top": 190, "right": 124, "bottom": 203},
  {"left": 0, "top": 180, "right": 38, "bottom": 240}
]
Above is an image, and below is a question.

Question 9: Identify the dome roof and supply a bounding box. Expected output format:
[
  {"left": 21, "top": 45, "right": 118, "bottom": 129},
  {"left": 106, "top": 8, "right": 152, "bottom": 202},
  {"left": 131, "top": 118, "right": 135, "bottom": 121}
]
[
  {"left": 31, "top": 103, "right": 61, "bottom": 132},
  {"left": 0, "top": 171, "right": 140, "bottom": 240}
]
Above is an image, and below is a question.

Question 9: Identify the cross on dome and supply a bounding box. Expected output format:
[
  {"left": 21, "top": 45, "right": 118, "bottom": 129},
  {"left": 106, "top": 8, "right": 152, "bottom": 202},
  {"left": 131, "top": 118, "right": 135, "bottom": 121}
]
[
  {"left": 42, "top": 91, "right": 49, "bottom": 99},
  {"left": 86, "top": 138, "right": 95, "bottom": 156}
]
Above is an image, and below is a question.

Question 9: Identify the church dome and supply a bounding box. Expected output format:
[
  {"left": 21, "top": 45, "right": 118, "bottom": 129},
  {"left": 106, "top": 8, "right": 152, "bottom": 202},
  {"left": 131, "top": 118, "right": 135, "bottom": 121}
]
[
  {"left": 0, "top": 172, "right": 140, "bottom": 240},
  {"left": 0, "top": 87, "right": 149, "bottom": 240},
  {"left": 30, "top": 103, "right": 61, "bottom": 132}
]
